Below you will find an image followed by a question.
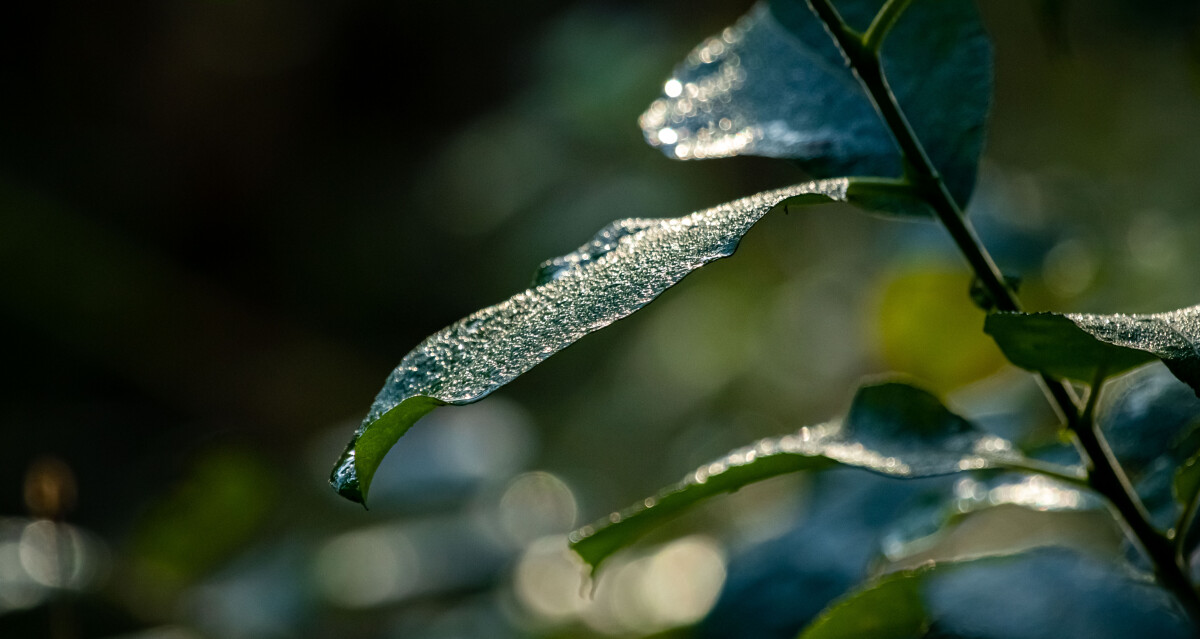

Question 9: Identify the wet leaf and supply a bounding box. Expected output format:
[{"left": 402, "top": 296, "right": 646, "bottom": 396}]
[
  {"left": 640, "top": 0, "right": 992, "bottom": 212},
  {"left": 800, "top": 549, "right": 1191, "bottom": 639},
  {"left": 569, "top": 382, "right": 1073, "bottom": 572},
  {"left": 879, "top": 472, "right": 1103, "bottom": 564},
  {"left": 985, "top": 305, "right": 1200, "bottom": 393},
  {"left": 330, "top": 180, "right": 850, "bottom": 505}
]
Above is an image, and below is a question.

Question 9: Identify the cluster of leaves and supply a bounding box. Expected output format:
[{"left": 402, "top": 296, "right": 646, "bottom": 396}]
[{"left": 331, "top": 0, "right": 1200, "bottom": 636}]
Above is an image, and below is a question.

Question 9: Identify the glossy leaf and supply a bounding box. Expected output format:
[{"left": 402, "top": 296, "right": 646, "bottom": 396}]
[
  {"left": 701, "top": 471, "right": 947, "bottom": 639},
  {"left": 880, "top": 471, "right": 1101, "bottom": 563},
  {"left": 329, "top": 180, "right": 850, "bottom": 505},
  {"left": 569, "top": 382, "right": 1073, "bottom": 572},
  {"left": 800, "top": 549, "right": 1191, "bottom": 639},
  {"left": 640, "top": 0, "right": 992, "bottom": 211},
  {"left": 1099, "top": 366, "right": 1200, "bottom": 530},
  {"left": 985, "top": 305, "right": 1200, "bottom": 393}
]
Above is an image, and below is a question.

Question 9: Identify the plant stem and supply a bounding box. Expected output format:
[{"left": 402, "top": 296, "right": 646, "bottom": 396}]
[
  {"left": 806, "top": 0, "right": 1200, "bottom": 625},
  {"left": 1001, "top": 458, "right": 1090, "bottom": 491},
  {"left": 862, "top": 0, "right": 916, "bottom": 54},
  {"left": 1177, "top": 467, "right": 1200, "bottom": 564}
]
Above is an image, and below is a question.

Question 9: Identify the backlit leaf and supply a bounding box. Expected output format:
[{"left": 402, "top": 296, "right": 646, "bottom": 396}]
[
  {"left": 569, "top": 382, "right": 1076, "bottom": 572},
  {"left": 985, "top": 305, "right": 1200, "bottom": 394},
  {"left": 330, "top": 180, "right": 850, "bottom": 505},
  {"left": 640, "top": 0, "right": 992, "bottom": 212}
]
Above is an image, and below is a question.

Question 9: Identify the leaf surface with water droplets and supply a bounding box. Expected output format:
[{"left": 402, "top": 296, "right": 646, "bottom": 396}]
[
  {"left": 569, "top": 382, "right": 1074, "bottom": 572},
  {"left": 985, "top": 305, "right": 1200, "bottom": 394},
  {"left": 639, "top": 0, "right": 992, "bottom": 212},
  {"left": 329, "top": 180, "right": 850, "bottom": 505}
]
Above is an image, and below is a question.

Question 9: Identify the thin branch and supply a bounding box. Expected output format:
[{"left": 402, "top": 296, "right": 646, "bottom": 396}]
[
  {"left": 1177, "top": 471, "right": 1200, "bottom": 564},
  {"left": 1002, "top": 458, "right": 1090, "bottom": 491},
  {"left": 1081, "top": 365, "right": 1107, "bottom": 424},
  {"left": 805, "top": 0, "right": 1200, "bottom": 625},
  {"left": 862, "top": 0, "right": 916, "bottom": 54}
]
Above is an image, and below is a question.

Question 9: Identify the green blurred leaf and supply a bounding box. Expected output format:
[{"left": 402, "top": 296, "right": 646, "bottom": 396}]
[
  {"left": 640, "top": 0, "right": 992, "bottom": 212},
  {"left": 985, "top": 305, "right": 1200, "bottom": 392},
  {"left": 878, "top": 269, "right": 1006, "bottom": 391},
  {"left": 799, "top": 565, "right": 929, "bottom": 639},
  {"left": 798, "top": 549, "right": 1190, "bottom": 639},
  {"left": 330, "top": 180, "right": 851, "bottom": 505},
  {"left": 131, "top": 450, "right": 277, "bottom": 591},
  {"left": 569, "top": 382, "right": 1077, "bottom": 572}
]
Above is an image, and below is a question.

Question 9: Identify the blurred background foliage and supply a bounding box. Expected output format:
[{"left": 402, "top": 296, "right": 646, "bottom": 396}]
[{"left": 2, "top": 0, "right": 1200, "bottom": 637}]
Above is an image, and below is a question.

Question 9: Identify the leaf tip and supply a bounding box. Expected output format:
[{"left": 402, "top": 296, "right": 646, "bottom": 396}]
[{"left": 329, "top": 443, "right": 369, "bottom": 507}]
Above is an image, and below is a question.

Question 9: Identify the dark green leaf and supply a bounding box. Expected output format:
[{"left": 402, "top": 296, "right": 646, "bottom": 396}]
[
  {"left": 799, "top": 565, "right": 929, "bottom": 639},
  {"left": 799, "top": 549, "right": 1190, "bottom": 639},
  {"left": 569, "top": 382, "right": 1074, "bottom": 571},
  {"left": 640, "top": 0, "right": 992, "bottom": 212},
  {"left": 985, "top": 305, "right": 1200, "bottom": 393},
  {"left": 329, "top": 180, "right": 850, "bottom": 505},
  {"left": 843, "top": 178, "right": 934, "bottom": 218},
  {"left": 1100, "top": 366, "right": 1200, "bottom": 531}
]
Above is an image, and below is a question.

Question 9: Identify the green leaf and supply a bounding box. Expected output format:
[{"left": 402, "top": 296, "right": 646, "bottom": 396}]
[
  {"left": 640, "top": 0, "right": 992, "bottom": 212},
  {"left": 569, "top": 382, "right": 1073, "bottom": 572},
  {"left": 799, "top": 565, "right": 929, "bottom": 639},
  {"left": 879, "top": 471, "right": 1102, "bottom": 563},
  {"left": 1100, "top": 366, "right": 1200, "bottom": 531},
  {"left": 798, "top": 549, "right": 1190, "bottom": 639},
  {"left": 329, "top": 180, "right": 850, "bottom": 505},
  {"left": 985, "top": 305, "right": 1200, "bottom": 393}
]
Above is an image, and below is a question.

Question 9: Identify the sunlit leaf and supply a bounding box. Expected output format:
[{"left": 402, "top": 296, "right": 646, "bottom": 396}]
[
  {"left": 330, "top": 180, "right": 850, "bottom": 505},
  {"left": 799, "top": 549, "right": 1190, "bottom": 639},
  {"left": 569, "top": 382, "right": 1076, "bottom": 572},
  {"left": 985, "top": 305, "right": 1200, "bottom": 394},
  {"left": 879, "top": 471, "right": 1104, "bottom": 564},
  {"left": 640, "top": 0, "right": 992, "bottom": 212}
]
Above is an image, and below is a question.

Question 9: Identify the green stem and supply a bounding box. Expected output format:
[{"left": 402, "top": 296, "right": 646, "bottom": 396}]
[
  {"left": 1177, "top": 472, "right": 1200, "bottom": 564},
  {"left": 862, "top": 0, "right": 915, "bottom": 53},
  {"left": 806, "top": 0, "right": 1200, "bottom": 624},
  {"left": 1002, "top": 458, "right": 1090, "bottom": 491},
  {"left": 1072, "top": 386, "right": 1200, "bottom": 621},
  {"left": 1080, "top": 366, "right": 1107, "bottom": 425}
]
